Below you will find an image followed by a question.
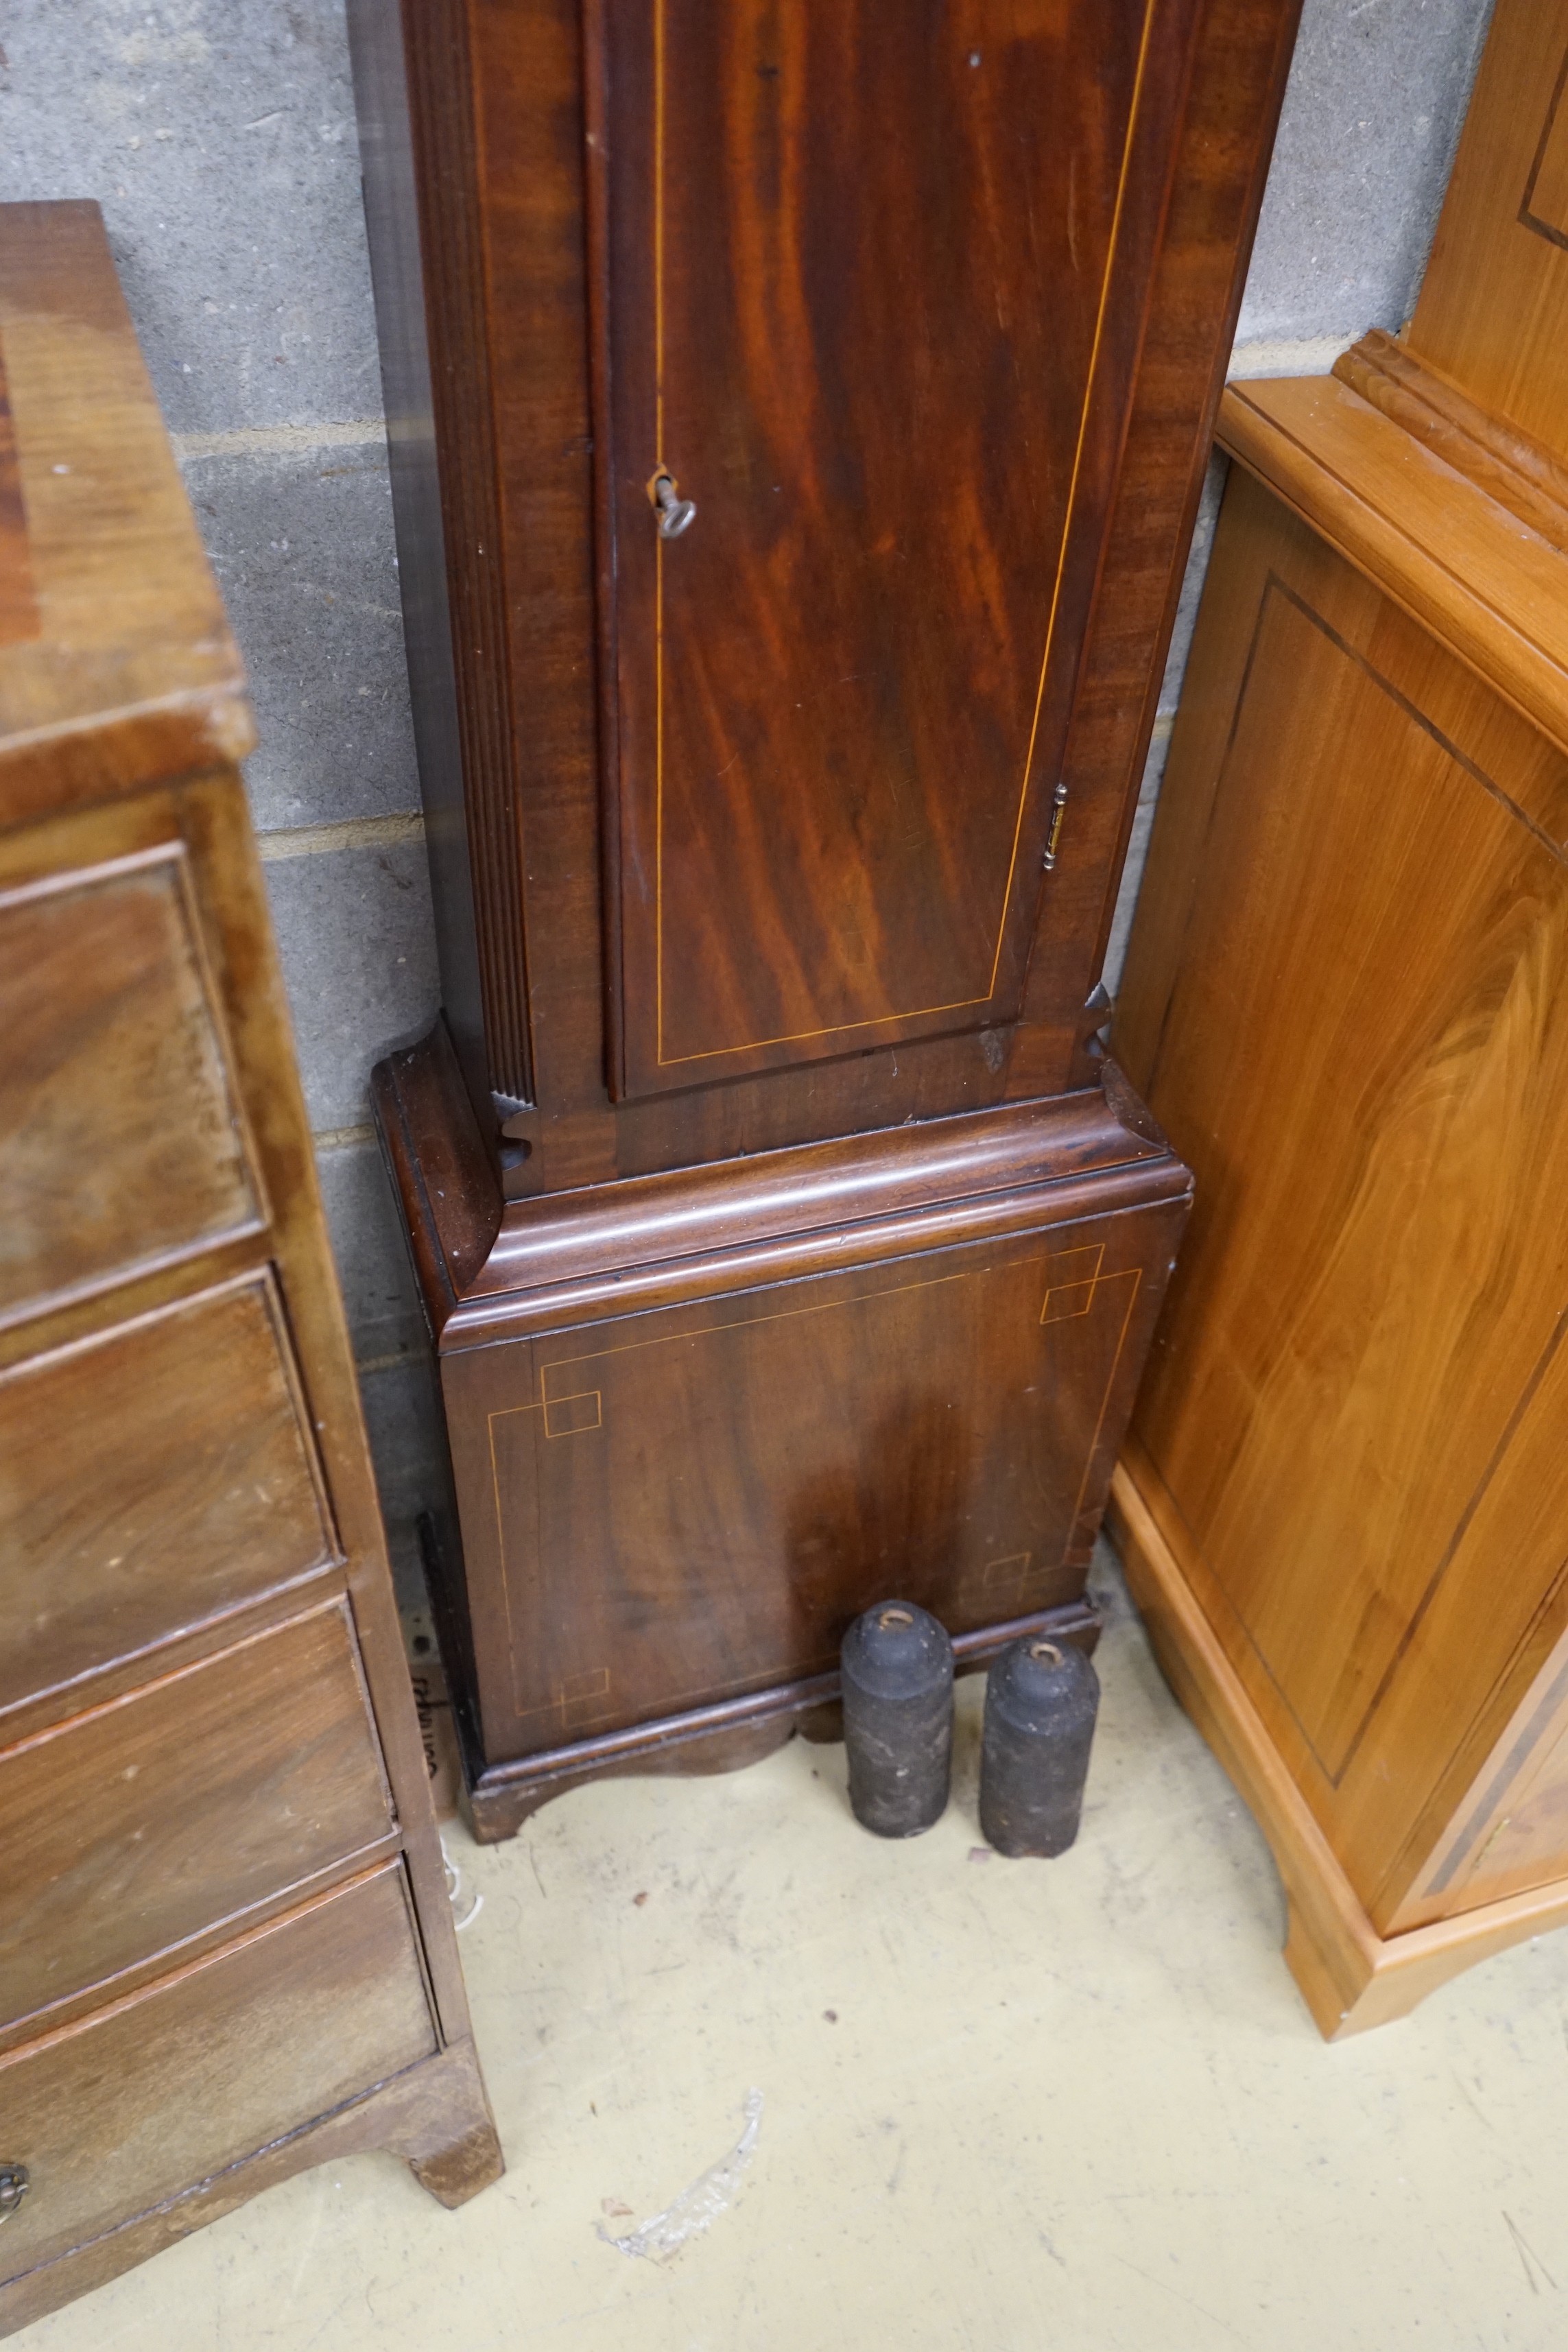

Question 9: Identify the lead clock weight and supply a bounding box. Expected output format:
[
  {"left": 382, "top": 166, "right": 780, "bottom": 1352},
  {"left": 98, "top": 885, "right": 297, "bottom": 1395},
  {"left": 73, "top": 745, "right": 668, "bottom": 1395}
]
[
  {"left": 840, "top": 1601, "right": 954, "bottom": 1838},
  {"left": 979, "top": 1636, "right": 1099, "bottom": 1858}
]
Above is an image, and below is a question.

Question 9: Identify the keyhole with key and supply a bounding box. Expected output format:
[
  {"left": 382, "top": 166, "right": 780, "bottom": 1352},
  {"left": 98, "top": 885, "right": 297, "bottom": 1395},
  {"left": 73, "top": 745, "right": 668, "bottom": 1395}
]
[{"left": 649, "top": 468, "right": 697, "bottom": 538}]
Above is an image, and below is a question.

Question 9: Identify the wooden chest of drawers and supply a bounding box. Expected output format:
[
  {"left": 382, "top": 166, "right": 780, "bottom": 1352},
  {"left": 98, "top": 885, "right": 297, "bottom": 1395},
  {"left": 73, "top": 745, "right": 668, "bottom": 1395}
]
[{"left": 0, "top": 201, "right": 500, "bottom": 2331}]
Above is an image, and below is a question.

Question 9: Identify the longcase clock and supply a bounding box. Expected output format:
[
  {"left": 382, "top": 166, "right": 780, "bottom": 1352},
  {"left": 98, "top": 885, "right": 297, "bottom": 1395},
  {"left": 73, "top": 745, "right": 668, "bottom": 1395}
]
[{"left": 347, "top": 0, "right": 1302, "bottom": 1838}]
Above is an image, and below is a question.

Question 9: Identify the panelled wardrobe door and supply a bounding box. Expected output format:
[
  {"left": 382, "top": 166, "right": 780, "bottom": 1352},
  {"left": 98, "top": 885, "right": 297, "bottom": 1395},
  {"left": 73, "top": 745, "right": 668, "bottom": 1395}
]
[{"left": 351, "top": 0, "right": 1303, "bottom": 1836}]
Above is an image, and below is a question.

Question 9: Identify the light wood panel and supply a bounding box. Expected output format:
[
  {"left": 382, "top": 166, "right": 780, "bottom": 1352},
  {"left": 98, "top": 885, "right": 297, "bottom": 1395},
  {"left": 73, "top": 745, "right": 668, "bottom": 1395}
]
[
  {"left": 1402, "top": 1645, "right": 1568, "bottom": 1923},
  {"left": 1407, "top": 0, "right": 1568, "bottom": 467},
  {"left": 1215, "top": 376, "right": 1568, "bottom": 758},
  {"left": 1111, "top": 0, "right": 1568, "bottom": 2034},
  {"left": 1333, "top": 329, "right": 1568, "bottom": 560},
  {"left": 1121, "top": 468, "right": 1568, "bottom": 1919},
  {"left": 1110, "top": 1461, "right": 1568, "bottom": 2038}
]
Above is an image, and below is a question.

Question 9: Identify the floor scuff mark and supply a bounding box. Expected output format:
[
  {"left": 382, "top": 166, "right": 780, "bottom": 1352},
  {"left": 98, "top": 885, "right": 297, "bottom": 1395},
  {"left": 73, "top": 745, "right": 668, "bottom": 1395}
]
[{"left": 596, "top": 2090, "right": 763, "bottom": 2262}]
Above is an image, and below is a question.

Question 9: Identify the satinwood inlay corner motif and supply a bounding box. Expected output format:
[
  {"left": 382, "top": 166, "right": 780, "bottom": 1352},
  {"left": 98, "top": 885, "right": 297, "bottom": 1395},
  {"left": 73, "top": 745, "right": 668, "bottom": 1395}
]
[{"left": 1041, "top": 1242, "right": 1110, "bottom": 1322}]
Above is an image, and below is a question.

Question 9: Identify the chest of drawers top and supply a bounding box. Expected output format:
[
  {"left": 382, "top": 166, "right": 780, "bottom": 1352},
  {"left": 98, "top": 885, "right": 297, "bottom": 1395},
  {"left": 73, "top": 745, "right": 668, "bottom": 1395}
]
[{"left": 0, "top": 198, "right": 252, "bottom": 816}]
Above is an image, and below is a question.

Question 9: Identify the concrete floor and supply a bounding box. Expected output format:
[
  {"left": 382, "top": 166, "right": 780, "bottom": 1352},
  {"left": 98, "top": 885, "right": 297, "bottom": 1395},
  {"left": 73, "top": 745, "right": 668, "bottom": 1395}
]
[{"left": 21, "top": 1543, "right": 1568, "bottom": 2351}]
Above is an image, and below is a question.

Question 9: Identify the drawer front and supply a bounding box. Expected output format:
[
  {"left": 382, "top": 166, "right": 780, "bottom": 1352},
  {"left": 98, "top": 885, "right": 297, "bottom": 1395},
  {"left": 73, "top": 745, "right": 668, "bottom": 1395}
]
[
  {"left": 0, "top": 1866, "right": 437, "bottom": 2283},
  {"left": 0, "top": 1603, "right": 395, "bottom": 2034},
  {"left": 0, "top": 1273, "right": 334, "bottom": 1709},
  {"left": 0, "top": 852, "right": 259, "bottom": 1326}
]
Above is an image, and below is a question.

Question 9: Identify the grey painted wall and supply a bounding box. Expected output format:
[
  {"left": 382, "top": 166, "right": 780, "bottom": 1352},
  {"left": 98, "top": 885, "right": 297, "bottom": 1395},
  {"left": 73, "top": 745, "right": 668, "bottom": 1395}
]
[{"left": 0, "top": 0, "right": 1494, "bottom": 1593}]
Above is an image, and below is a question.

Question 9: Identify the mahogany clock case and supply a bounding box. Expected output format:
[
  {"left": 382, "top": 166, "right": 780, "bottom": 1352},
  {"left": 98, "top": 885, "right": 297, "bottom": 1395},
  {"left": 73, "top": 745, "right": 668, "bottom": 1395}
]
[
  {"left": 377, "top": 1033, "right": 1194, "bottom": 1836},
  {"left": 348, "top": 0, "right": 1303, "bottom": 1835}
]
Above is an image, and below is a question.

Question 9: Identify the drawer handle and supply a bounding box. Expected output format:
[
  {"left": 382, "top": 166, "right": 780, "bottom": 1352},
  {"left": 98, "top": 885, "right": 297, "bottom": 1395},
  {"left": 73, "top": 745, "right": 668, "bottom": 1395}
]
[
  {"left": 0, "top": 2163, "right": 28, "bottom": 2222},
  {"left": 650, "top": 468, "right": 697, "bottom": 539}
]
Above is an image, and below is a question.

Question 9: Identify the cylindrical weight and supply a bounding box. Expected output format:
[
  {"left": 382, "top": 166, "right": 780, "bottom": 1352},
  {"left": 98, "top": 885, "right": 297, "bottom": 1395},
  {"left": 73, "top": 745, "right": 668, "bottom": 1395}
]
[
  {"left": 840, "top": 1600, "right": 953, "bottom": 1838},
  {"left": 979, "top": 1636, "right": 1099, "bottom": 1858}
]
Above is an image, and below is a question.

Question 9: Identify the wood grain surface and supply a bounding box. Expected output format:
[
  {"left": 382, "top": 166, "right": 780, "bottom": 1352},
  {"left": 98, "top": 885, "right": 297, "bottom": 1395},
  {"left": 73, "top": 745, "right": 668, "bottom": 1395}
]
[
  {"left": 1407, "top": 0, "right": 1568, "bottom": 468},
  {"left": 603, "top": 0, "right": 1176, "bottom": 1090},
  {"left": 352, "top": 0, "right": 1300, "bottom": 1169},
  {"left": 1110, "top": 1460, "right": 1568, "bottom": 2036},
  {"left": 377, "top": 1030, "right": 1190, "bottom": 1825},
  {"left": 0, "top": 1274, "right": 334, "bottom": 1715},
  {"left": 1104, "top": 0, "right": 1568, "bottom": 2030},
  {"left": 1405, "top": 1639, "right": 1568, "bottom": 1922},
  {"left": 0, "top": 1868, "right": 436, "bottom": 2289},
  {"left": 348, "top": 0, "right": 1300, "bottom": 1820},
  {"left": 0, "top": 332, "right": 34, "bottom": 650},
  {"left": 1215, "top": 375, "right": 1568, "bottom": 759},
  {"left": 0, "top": 200, "right": 501, "bottom": 2331},
  {"left": 1116, "top": 431, "right": 1568, "bottom": 1929},
  {"left": 0, "top": 2052, "right": 501, "bottom": 2342},
  {"left": 1334, "top": 328, "right": 1568, "bottom": 559},
  {"left": 0, "top": 849, "right": 261, "bottom": 1327},
  {"left": 448, "top": 1213, "right": 1172, "bottom": 1757},
  {"left": 0, "top": 202, "right": 253, "bottom": 817},
  {"left": 0, "top": 1602, "right": 394, "bottom": 2041}
]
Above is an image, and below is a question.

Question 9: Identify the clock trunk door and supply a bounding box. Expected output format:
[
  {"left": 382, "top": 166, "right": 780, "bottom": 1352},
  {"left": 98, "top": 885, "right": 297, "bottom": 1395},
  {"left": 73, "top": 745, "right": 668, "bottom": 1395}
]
[{"left": 595, "top": 0, "right": 1188, "bottom": 1098}]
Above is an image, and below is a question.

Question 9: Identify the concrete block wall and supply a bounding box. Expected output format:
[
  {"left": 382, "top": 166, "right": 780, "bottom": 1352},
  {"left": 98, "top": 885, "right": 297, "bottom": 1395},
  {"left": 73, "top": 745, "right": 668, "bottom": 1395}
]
[{"left": 0, "top": 0, "right": 1493, "bottom": 1592}]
